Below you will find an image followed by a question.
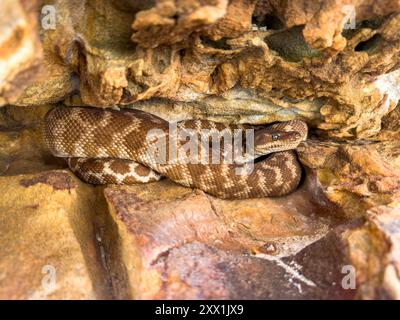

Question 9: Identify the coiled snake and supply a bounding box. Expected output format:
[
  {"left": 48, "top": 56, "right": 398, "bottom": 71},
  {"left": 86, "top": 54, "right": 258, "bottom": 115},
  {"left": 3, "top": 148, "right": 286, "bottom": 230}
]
[{"left": 44, "top": 106, "right": 307, "bottom": 199}]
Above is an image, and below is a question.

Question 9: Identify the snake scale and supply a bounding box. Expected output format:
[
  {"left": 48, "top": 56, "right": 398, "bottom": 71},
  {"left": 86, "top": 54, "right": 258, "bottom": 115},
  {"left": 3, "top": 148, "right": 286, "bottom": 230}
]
[{"left": 44, "top": 106, "right": 308, "bottom": 199}]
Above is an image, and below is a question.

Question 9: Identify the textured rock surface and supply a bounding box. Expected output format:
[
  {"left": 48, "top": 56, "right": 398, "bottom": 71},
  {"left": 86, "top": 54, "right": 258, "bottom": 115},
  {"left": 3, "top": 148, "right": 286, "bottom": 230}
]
[
  {"left": 1, "top": 0, "right": 400, "bottom": 300},
  {"left": 0, "top": 0, "right": 43, "bottom": 106},
  {"left": 0, "top": 171, "right": 110, "bottom": 299},
  {"left": 345, "top": 205, "right": 400, "bottom": 299},
  {"left": 297, "top": 139, "right": 400, "bottom": 218},
  {"left": 13, "top": 0, "right": 400, "bottom": 138},
  {"left": 100, "top": 178, "right": 342, "bottom": 299}
]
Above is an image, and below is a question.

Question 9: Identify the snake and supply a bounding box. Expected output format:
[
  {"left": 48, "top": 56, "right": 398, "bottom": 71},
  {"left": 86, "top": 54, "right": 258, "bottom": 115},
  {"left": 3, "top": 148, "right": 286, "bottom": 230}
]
[{"left": 43, "top": 106, "right": 308, "bottom": 199}]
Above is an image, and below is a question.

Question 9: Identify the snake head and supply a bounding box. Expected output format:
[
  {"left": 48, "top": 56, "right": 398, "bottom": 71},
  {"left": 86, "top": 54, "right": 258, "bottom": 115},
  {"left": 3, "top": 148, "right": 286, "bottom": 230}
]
[{"left": 253, "top": 130, "right": 302, "bottom": 156}]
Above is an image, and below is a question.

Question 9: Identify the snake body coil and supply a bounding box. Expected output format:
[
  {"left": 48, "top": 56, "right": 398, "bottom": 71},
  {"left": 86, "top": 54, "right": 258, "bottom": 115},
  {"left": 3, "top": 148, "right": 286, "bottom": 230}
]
[{"left": 44, "top": 106, "right": 307, "bottom": 199}]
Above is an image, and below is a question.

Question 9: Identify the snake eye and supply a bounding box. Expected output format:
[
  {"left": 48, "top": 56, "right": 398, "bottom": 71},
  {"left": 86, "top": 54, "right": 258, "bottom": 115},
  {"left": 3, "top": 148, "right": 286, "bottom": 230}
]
[{"left": 271, "top": 133, "right": 279, "bottom": 141}]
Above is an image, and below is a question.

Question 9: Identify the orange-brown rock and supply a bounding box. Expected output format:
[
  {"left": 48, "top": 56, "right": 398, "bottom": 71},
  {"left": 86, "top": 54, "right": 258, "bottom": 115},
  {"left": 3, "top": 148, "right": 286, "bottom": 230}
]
[
  {"left": 0, "top": 0, "right": 43, "bottom": 106},
  {"left": 100, "top": 177, "right": 342, "bottom": 299},
  {"left": 132, "top": 0, "right": 229, "bottom": 48},
  {"left": 285, "top": 204, "right": 400, "bottom": 300},
  {"left": 298, "top": 139, "right": 400, "bottom": 218},
  {"left": 354, "top": 205, "right": 400, "bottom": 299},
  {"left": 5, "top": 0, "right": 398, "bottom": 141},
  {"left": 0, "top": 171, "right": 111, "bottom": 299},
  {"left": 1, "top": 0, "right": 400, "bottom": 301},
  {"left": 98, "top": 176, "right": 400, "bottom": 299},
  {"left": 0, "top": 104, "right": 62, "bottom": 176}
]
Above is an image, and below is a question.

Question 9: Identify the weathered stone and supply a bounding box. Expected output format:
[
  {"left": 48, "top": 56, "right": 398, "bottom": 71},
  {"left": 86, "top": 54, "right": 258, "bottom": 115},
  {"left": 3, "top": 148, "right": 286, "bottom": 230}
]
[
  {"left": 99, "top": 176, "right": 400, "bottom": 299},
  {"left": 132, "top": 0, "right": 230, "bottom": 48},
  {"left": 0, "top": 171, "right": 111, "bottom": 299},
  {"left": 100, "top": 176, "right": 341, "bottom": 299},
  {"left": 357, "top": 205, "right": 400, "bottom": 299},
  {"left": 0, "top": 104, "right": 63, "bottom": 176},
  {"left": 1, "top": 0, "right": 400, "bottom": 300},
  {"left": 255, "top": 0, "right": 400, "bottom": 50},
  {"left": 8, "top": 0, "right": 398, "bottom": 141},
  {"left": 292, "top": 204, "right": 400, "bottom": 300},
  {"left": 297, "top": 139, "right": 400, "bottom": 218},
  {"left": 0, "top": 0, "right": 43, "bottom": 106}
]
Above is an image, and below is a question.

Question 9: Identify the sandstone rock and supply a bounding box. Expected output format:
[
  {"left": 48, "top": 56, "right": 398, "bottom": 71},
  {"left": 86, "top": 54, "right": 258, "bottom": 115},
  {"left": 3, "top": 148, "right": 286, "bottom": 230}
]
[
  {"left": 7, "top": 0, "right": 398, "bottom": 141},
  {"left": 297, "top": 139, "right": 400, "bottom": 218},
  {"left": 0, "top": 0, "right": 400, "bottom": 301},
  {"left": 0, "top": 171, "right": 111, "bottom": 299},
  {"left": 0, "top": 104, "right": 63, "bottom": 176},
  {"left": 67, "top": 87, "right": 321, "bottom": 125},
  {"left": 256, "top": 0, "right": 400, "bottom": 51},
  {"left": 281, "top": 206, "right": 400, "bottom": 300},
  {"left": 344, "top": 205, "right": 400, "bottom": 299},
  {"left": 99, "top": 178, "right": 400, "bottom": 299},
  {"left": 100, "top": 177, "right": 342, "bottom": 299},
  {"left": 291, "top": 204, "right": 400, "bottom": 300},
  {"left": 132, "top": 0, "right": 230, "bottom": 47},
  {"left": 0, "top": 0, "right": 43, "bottom": 106}
]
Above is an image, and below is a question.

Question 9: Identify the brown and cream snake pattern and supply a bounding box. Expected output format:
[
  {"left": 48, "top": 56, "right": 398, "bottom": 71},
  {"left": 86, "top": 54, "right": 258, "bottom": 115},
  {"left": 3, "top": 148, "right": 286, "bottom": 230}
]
[{"left": 44, "top": 106, "right": 308, "bottom": 199}]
